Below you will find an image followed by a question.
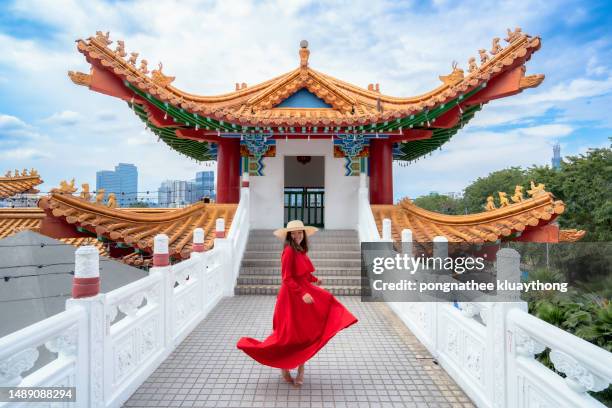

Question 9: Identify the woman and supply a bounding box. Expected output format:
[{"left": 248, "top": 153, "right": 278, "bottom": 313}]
[{"left": 236, "top": 220, "right": 358, "bottom": 386}]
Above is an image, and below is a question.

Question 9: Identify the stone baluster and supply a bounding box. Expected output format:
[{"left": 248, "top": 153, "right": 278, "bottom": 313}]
[
  {"left": 192, "top": 228, "right": 205, "bottom": 253},
  {"left": 150, "top": 234, "right": 173, "bottom": 349},
  {"left": 401, "top": 229, "right": 413, "bottom": 257},
  {"left": 382, "top": 218, "right": 392, "bottom": 241}
]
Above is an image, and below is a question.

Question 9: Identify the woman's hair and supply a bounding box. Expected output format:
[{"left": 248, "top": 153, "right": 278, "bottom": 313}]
[{"left": 284, "top": 230, "right": 309, "bottom": 253}]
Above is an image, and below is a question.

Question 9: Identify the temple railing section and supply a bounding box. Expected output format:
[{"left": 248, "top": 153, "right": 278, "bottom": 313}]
[
  {"left": 357, "top": 173, "right": 382, "bottom": 242},
  {"left": 0, "top": 224, "right": 239, "bottom": 408},
  {"left": 366, "top": 216, "right": 612, "bottom": 408}
]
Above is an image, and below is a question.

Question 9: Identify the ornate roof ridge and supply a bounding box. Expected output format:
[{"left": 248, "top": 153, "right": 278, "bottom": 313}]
[{"left": 71, "top": 29, "right": 543, "bottom": 126}]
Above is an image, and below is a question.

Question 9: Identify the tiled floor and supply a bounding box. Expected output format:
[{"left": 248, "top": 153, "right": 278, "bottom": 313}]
[{"left": 123, "top": 296, "right": 474, "bottom": 408}]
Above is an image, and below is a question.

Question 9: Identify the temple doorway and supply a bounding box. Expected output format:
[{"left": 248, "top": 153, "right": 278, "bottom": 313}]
[{"left": 283, "top": 155, "right": 325, "bottom": 227}]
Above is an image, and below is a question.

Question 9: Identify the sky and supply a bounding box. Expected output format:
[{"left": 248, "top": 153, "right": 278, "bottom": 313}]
[{"left": 0, "top": 0, "right": 611, "bottom": 201}]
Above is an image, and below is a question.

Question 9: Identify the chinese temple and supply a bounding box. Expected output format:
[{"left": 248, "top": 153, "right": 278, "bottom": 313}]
[{"left": 0, "top": 28, "right": 585, "bottom": 270}]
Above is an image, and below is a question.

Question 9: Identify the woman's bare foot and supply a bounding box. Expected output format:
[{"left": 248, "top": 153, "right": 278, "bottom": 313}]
[
  {"left": 293, "top": 365, "right": 305, "bottom": 387},
  {"left": 281, "top": 369, "right": 293, "bottom": 384}
]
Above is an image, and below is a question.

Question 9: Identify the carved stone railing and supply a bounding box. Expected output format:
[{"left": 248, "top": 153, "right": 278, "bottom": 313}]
[
  {"left": 0, "top": 213, "right": 248, "bottom": 408},
  {"left": 357, "top": 173, "right": 382, "bottom": 242},
  {"left": 358, "top": 211, "right": 612, "bottom": 408}
]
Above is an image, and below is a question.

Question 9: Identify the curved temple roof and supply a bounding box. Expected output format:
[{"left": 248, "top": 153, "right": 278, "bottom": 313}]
[
  {"left": 38, "top": 193, "right": 237, "bottom": 262},
  {"left": 372, "top": 193, "right": 583, "bottom": 244},
  {"left": 0, "top": 170, "right": 43, "bottom": 199},
  {"left": 70, "top": 29, "right": 544, "bottom": 161}
]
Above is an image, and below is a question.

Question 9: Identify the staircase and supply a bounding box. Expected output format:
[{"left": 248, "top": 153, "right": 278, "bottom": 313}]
[{"left": 235, "top": 229, "right": 362, "bottom": 295}]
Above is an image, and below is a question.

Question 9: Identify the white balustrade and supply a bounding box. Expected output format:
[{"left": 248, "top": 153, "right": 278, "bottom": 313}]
[
  {"left": 0, "top": 188, "right": 251, "bottom": 408},
  {"left": 356, "top": 192, "right": 612, "bottom": 408}
]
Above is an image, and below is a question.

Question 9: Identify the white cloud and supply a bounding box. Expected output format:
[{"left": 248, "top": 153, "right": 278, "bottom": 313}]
[
  {"left": 41, "top": 110, "right": 81, "bottom": 126},
  {"left": 0, "top": 114, "right": 28, "bottom": 130},
  {"left": 0, "top": 147, "right": 52, "bottom": 160}
]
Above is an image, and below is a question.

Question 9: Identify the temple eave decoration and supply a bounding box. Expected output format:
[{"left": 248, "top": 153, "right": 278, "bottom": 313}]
[
  {"left": 371, "top": 187, "right": 585, "bottom": 244},
  {"left": 38, "top": 191, "right": 237, "bottom": 262},
  {"left": 0, "top": 169, "right": 43, "bottom": 199},
  {"left": 69, "top": 28, "right": 544, "bottom": 162}
]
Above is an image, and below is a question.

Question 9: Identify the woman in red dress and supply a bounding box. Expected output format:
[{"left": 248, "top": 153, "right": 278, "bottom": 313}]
[{"left": 236, "top": 220, "right": 358, "bottom": 386}]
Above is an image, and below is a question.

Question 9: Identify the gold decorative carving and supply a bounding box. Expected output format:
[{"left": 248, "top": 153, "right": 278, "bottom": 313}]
[
  {"left": 505, "top": 27, "right": 526, "bottom": 43},
  {"left": 528, "top": 181, "right": 546, "bottom": 197},
  {"left": 115, "top": 40, "right": 127, "bottom": 58},
  {"left": 520, "top": 73, "right": 545, "bottom": 89},
  {"left": 490, "top": 37, "right": 502, "bottom": 55},
  {"left": 80, "top": 183, "right": 91, "bottom": 200},
  {"left": 107, "top": 193, "right": 117, "bottom": 208},
  {"left": 151, "top": 62, "right": 175, "bottom": 87},
  {"left": 485, "top": 196, "right": 497, "bottom": 211},
  {"left": 95, "top": 189, "right": 105, "bottom": 204},
  {"left": 68, "top": 71, "right": 92, "bottom": 87},
  {"left": 128, "top": 52, "right": 139, "bottom": 66},
  {"left": 479, "top": 49, "right": 490, "bottom": 64},
  {"left": 498, "top": 191, "right": 510, "bottom": 207},
  {"left": 439, "top": 62, "right": 464, "bottom": 85},
  {"left": 299, "top": 40, "right": 310, "bottom": 68},
  {"left": 51, "top": 179, "right": 77, "bottom": 194},
  {"left": 511, "top": 185, "right": 524, "bottom": 203},
  {"left": 94, "top": 31, "right": 111, "bottom": 46},
  {"left": 468, "top": 57, "right": 478, "bottom": 73},
  {"left": 139, "top": 59, "right": 149, "bottom": 74}
]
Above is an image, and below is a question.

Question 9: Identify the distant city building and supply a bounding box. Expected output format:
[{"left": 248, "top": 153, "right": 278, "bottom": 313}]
[
  {"left": 157, "top": 171, "right": 216, "bottom": 208},
  {"left": 96, "top": 163, "right": 138, "bottom": 207},
  {"left": 195, "top": 171, "right": 216, "bottom": 201},
  {"left": 551, "top": 143, "right": 561, "bottom": 169}
]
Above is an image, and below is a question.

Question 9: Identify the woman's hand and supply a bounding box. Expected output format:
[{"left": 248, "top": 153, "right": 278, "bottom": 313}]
[{"left": 302, "top": 293, "right": 314, "bottom": 304}]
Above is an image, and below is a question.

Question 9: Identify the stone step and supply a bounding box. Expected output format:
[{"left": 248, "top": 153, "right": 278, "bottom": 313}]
[
  {"left": 234, "top": 284, "right": 362, "bottom": 296},
  {"left": 241, "top": 258, "right": 361, "bottom": 268},
  {"left": 249, "top": 229, "right": 358, "bottom": 237},
  {"left": 238, "top": 266, "right": 361, "bottom": 276},
  {"left": 246, "top": 237, "right": 360, "bottom": 245},
  {"left": 246, "top": 243, "right": 361, "bottom": 251},
  {"left": 237, "top": 275, "right": 364, "bottom": 286},
  {"left": 242, "top": 250, "right": 361, "bottom": 260}
]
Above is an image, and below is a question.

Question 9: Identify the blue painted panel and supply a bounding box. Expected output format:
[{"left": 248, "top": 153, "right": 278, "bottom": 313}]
[{"left": 276, "top": 88, "right": 332, "bottom": 108}]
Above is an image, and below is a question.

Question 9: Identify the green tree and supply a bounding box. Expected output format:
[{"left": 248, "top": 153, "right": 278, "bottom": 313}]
[
  {"left": 462, "top": 167, "right": 527, "bottom": 213},
  {"left": 527, "top": 147, "right": 612, "bottom": 241},
  {"left": 412, "top": 193, "right": 464, "bottom": 215}
]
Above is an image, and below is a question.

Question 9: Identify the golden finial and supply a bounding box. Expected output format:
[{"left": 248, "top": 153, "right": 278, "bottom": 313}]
[
  {"left": 439, "top": 61, "right": 464, "bottom": 85},
  {"left": 527, "top": 181, "right": 546, "bottom": 197},
  {"left": 468, "top": 57, "right": 478, "bottom": 74},
  {"left": 51, "top": 179, "right": 77, "bottom": 194},
  {"left": 490, "top": 37, "right": 502, "bottom": 55},
  {"left": 30, "top": 168, "right": 38, "bottom": 177},
  {"left": 128, "top": 52, "right": 139, "bottom": 66},
  {"left": 299, "top": 40, "right": 310, "bottom": 68},
  {"left": 107, "top": 193, "right": 117, "bottom": 208},
  {"left": 115, "top": 40, "right": 127, "bottom": 58},
  {"left": 151, "top": 62, "right": 175, "bottom": 87},
  {"left": 95, "top": 189, "right": 105, "bottom": 204},
  {"left": 14, "top": 169, "right": 20, "bottom": 177},
  {"left": 478, "top": 49, "right": 489, "bottom": 64},
  {"left": 80, "top": 183, "right": 91, "bottom": 200},
  {"left": 485, "top": 196, "right": 497, "bottom": 211},
  {"left": 139, "top": 59, "right": 149, "bottom": 74},
  {"left": 22, "top": 168, "right": 28, "bottom": 177},
  {"left": 498, "top": 191, "right": 510, "bottom": 207},
  {"left": 4, "top": 170, "right": 11, "bottom": 177},
  {"left": 511, "top": 185, "right": 524, "bottom": 203},
  {"left": 505, "top": 27, "right": 525, "bottom": 43},
  {"left": 94, "top": 31, "right": 112, "bottom": 46}
]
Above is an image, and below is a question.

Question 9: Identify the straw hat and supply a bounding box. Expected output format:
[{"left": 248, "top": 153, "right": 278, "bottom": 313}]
[{"left": 273, "top": 220, "right": 319, "bottom": 239}]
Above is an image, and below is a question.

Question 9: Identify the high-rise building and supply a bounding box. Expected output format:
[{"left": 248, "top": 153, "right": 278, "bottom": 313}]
[
  {"left": 157, "top": 180, "right": 199, "bottom": 207},
  {"left": 96, "top": 163, "right": 138, "bottom": 207},
  {"left": 551, "top": 143, "right": 561, "bottom": 169},
  {"left": 195, "top": 171, "right": 216, "bottom": 201}
]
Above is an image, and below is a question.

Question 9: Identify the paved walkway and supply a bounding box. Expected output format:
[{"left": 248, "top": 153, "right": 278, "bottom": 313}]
[{"left": 123, "top": 296, "right": 474, "bottom": 408}]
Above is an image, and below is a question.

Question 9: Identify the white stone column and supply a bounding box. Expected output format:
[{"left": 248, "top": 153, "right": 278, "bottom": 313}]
[
  {"left": 382, "top": 218, "right": 392, "bottom": 241},
  {"left": 150, "top": 234, "right": 173, "bottom": 349}
]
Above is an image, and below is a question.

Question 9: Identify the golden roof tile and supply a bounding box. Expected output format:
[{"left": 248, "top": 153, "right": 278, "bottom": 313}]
[
  {"left": 39, "top": 193, "right": 237, "bottom": 260},
  {"left": 72, "top": 30, "right": 543, "bottom": 127},
  {"left": 0, "top": 170, "right": 43, "bottom": 199},
  {"left": 371, "top": 192, "right": 569, "bottom": 244}
]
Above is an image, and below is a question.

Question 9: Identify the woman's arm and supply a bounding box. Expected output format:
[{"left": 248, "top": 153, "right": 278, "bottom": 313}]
[{"left": 281, "top": 247, "right": 307, "bottom": 297}]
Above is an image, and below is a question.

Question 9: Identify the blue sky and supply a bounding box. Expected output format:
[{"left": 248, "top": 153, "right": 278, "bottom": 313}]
[{"left": 0, "top": 0, "right": 611, "bottom": 200}]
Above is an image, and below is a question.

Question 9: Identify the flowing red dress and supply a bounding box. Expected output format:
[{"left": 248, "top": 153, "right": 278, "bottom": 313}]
[{"left": 236, "top": 244, "right": 358, "bottom": 369}]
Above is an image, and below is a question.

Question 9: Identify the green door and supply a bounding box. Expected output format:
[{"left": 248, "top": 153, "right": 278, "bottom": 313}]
[{"left": 284, "top": 187, "right": 324, "bottom": 228}]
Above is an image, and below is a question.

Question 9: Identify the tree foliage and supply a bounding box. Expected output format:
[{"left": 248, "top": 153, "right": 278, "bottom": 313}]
[{"left": 412, "top": 192, "right": 464, "bottom": 215}]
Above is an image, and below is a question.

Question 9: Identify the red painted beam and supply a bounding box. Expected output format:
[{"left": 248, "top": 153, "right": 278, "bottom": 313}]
[
  {"left": 89, "top": 63, "right": 137, "bottom": 101},
  {"left": 388, "top": 129, "right": 433, "bottom": 142},
  {"left": 143, "top": 100, "right": 180, "bottom": 128},
  {"left": 430, "top": 105, "right": 461, "bottom": 129},
  {"left": 175, "top": 128, "right": 222, "bottom": 143}
]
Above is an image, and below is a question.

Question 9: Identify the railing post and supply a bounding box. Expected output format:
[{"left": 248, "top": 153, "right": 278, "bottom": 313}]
[
  {"left": 488, "top": 248, "right": 527, "bottom": 408},
  {"left": 192, "top": 228, "right": 205, "bottom": 253},
  {"left": 65, "top": 245, "right": 105, "bottom": 408},
  {"left": 382, "top": 218, "right": 392, "bottom": 241},
  {"left": 213, "top": 218, "right": 234, "bottom": 296},
  {"left": 150, "top": 234, "right": 174, "bottom": 349},
  {"left": 401, "top": 229, "right": 413, "bottom": 256}
]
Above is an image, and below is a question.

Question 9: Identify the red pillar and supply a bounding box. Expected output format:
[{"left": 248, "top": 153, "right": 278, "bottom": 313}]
[
  {"left": 216, "top": 139, "right": 241, "bottom": 203},
  {"left": 369, "top": 139, "right": 393, "bottom": 204}
]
